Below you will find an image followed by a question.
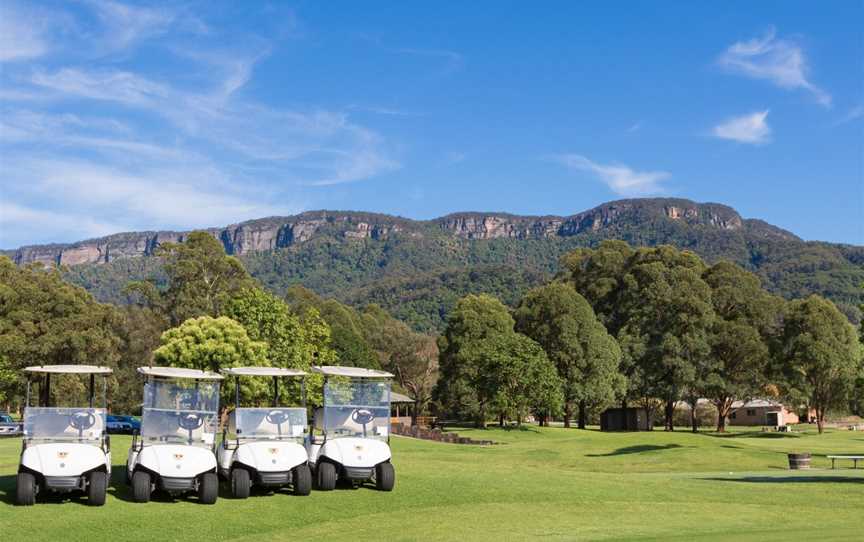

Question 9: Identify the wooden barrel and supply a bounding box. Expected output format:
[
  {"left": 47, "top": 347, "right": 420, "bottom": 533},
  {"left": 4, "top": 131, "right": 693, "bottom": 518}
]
[{"left": 788, "top": 453, "right": 812, "bottom": 470}]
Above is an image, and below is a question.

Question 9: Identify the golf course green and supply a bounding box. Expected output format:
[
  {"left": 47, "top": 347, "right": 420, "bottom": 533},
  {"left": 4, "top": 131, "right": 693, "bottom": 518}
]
[{"left": 1, "top": 426, "right": 862, "bottom": 541}]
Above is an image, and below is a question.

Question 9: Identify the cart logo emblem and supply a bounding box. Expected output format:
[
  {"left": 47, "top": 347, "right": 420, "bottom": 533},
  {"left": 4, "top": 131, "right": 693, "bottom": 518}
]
[
  {"left": 269, "top": 448, "right": 279, "bottom": 454},
  {"left": 354, "top": 445, "right": 363, "bottom": 451},
  {"left": 57, "top": 451, "right": 68, "bottom": 458},
  {"left": 174, "top": 453, "right": 184, "bottom": 460}
]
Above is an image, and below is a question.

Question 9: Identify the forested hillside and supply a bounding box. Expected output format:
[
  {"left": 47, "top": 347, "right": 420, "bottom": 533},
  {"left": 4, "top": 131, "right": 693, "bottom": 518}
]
[{"left": 22, "top": 198, "right": 862, "bottom": 331}]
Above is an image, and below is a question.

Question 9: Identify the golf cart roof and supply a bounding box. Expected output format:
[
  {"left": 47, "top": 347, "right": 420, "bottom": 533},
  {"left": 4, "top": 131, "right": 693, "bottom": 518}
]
[
  {"left": 221, "top": 367, "right": 307, "bottom": 377},
  {"left": 312, "top": 366, "right": 394, "bottom": 378},
  {"left": 137, "top": 366, "right": 223, "bottom": 380},
  {"left": 24, "top": 365, "right": 113, "bottom": 375}
]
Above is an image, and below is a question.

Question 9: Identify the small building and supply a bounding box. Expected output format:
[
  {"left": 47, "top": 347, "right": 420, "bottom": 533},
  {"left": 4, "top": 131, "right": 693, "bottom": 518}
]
[
  {"left": 728, "top": 399, "right": 799, "bottom": 427},
  {"left": 600, "top": 407, "right": 649, "bottom": 431},
  {"left": 390, "top": 391, "right": 415, "bottom": 426}
]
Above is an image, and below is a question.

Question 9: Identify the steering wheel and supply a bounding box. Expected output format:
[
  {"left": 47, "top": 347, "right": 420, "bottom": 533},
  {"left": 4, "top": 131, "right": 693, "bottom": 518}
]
[
  {"left": 266, "top": 410, "right": 290, "bottom": 438},
  {"left": 69, "top": 411, "right": 96, "bottom": 437},
  {"left": 351, "top": 408, "right": 375, "bottom": 437},
  {"left": 177, "top": 413, "right": 204, "bottom": 431}
]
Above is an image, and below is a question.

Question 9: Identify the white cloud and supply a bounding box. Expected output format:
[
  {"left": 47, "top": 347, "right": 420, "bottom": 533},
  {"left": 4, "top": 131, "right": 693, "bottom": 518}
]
[
  {"left": 554, "top": 154, "right": 669, "bottom": 196},
  {"left": 712, "top": 110, "right": 772, "bottom": 145},
  {"left": 84, "top": 0, "right": 175, "bottom": 51},
  {"left": 0, "top": 2, "right": 56, "bottom": 62},
  {"left": 718, "top": 27, "right": 831, "bottom": 107}
]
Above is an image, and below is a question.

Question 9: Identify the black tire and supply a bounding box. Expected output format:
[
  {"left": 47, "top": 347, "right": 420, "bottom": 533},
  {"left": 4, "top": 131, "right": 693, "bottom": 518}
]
[
  {"left": 375, "top": 462, "right": 395, "bottom": 491},
  {"left": 231, "top": 468, "right": 251, "bottom": 499},
  {"left": 199, "top": 472, "right": 218, "bottom": 504},
  {"left": 87, "top": 471, "right": 108, "bottom": 506},
  {"left": 132, "top": 471, "right": 151, "bottom": 503},
  {"left": 316, "top": 462, "right": 336, "bottom": 491},
  {"left": 292, "top": 464, "right": 312, "bottom": 496},
  {"left": 16, "top": 472, "right": 36, "bottom": 506}
]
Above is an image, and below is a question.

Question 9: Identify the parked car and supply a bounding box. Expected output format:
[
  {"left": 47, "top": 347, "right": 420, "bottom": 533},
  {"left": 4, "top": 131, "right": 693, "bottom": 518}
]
[
  {"left": 107, "top": 415, "right": 140, "bottom": 434},
  {"left": 0, "top": 412, "right": 23, "bottom": 437}
]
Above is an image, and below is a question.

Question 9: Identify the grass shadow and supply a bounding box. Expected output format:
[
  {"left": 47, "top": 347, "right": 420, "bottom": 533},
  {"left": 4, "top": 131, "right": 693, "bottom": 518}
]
[
  {"left": 702, "top": 475, "right": 864, "bottom": 484},
  {"left": 586, "top": 444, "right": 684, "bottom": 457}
]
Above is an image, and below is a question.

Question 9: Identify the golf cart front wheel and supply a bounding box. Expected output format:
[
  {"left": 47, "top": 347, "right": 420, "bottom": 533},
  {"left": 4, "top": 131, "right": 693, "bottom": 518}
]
[
  {"left": 292, "top": 464, "right": 312, "bottom": 496},
  {"left": 132, "top": 471, "right": 151, "bottom": 503},
  {"left": 376, "top": 462, "right": 395, "bottom": 491},
  {"left": 316, "top": 462, "right": 336, "bottom": 491},
  {"left": 199, "top": 472, "right": 218, "bottom": 504},
  {"left": 231, "top": 468, "right": 251, "bottom": 499},
  {"left": 16, "top": 472, "right": 36, "bottom": 506},
  {"left": 87, "top": 471, "right": 108, "bottom": 506}
]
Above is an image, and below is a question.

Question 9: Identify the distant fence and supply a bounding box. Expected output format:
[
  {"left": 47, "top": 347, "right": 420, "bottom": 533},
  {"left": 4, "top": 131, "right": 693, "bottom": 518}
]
[{"left": 390, "top": 422, "right": 495, "bottom": 445}]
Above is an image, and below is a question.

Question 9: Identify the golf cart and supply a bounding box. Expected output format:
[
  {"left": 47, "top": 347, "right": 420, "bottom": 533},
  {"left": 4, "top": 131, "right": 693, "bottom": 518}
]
[
  {"left": 307, "top": 366, "right": 395, "bottom": 491},
  {"left": 16, "top": 365, "right": 113, "bottom": 506},
  {"left": 217, "top": 367, "right": 312, "bottom": 498},
  {"left": 126, "top": 366, "right": 222, "bottom": 504}
]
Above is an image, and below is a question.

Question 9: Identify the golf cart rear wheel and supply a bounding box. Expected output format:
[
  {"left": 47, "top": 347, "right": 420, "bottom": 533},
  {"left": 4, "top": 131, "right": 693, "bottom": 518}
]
[
  {"left": 231, "top": 468, "right": 251, "bottom": 499},
  {"left": 199, "top": 472, "right": 218, "bottom": 504},
  {"left": 87, "top": 471, "right": 108, "bottom": 506},
  {"left": 292, "top": 464, "right": 312, "bottom": 496},
  {"left": 316, "top": 462, "right": 336, "bottom": 491},
  {"left": 16, "top": 472, "right": 36, "bottom": 506},
  {"left": 132, "top": 471, "right": 151, "bottom": 503},
  {"left": 376, "top": 462, "right": 395, "bottom": 491}
]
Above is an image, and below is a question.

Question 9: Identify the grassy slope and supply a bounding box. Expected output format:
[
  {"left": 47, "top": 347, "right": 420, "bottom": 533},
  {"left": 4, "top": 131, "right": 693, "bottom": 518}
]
[{"left": 0, "top": 426, "right": 862, "bottom": 542}]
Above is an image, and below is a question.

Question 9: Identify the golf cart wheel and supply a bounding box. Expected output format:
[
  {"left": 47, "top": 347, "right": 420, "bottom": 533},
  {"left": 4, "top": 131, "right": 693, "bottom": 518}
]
[
  {"left": 292, "top": 464, "right": 312, "bottom": 496},
  {"left": 16, "top": 472, "right": 36, "bottom": 506},
  {"left": 375, "top": 462, "right": 395, "bottom": 492},
  {"left": 199, "top": 472, "right": 218, "bottom": 505},
  {"left": 87, "top": 471, "right": 108, "bottom": 506},
  {"left": 231, "top": 468, "right": 251, "bottom": 499},
  {"left": 132, "top": 471, "right": 151, "bottom": 503},
  {"left": 316, "top": 462, "right": 336, "bottom": 491}
]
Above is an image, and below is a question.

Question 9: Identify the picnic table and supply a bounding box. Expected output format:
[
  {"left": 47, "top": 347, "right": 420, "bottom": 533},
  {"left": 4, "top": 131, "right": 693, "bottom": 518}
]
[{"left": 827, "top": 455, "right": 864, "bottom": 469}]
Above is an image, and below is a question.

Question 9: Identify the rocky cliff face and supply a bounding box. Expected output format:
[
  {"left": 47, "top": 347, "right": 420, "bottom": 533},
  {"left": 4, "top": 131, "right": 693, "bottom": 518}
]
[{"left": 5, "top": 198, "right": 797, "bottom": 266}]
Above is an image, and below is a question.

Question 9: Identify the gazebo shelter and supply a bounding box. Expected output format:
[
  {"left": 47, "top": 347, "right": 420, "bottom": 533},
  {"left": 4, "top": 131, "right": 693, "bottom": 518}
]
[{"left": 390, "top": 391, "right": 414, "bottom": 426}]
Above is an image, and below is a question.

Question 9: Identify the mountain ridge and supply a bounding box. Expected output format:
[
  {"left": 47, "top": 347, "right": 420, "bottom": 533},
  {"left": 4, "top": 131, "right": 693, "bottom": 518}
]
[{"left": 4, "top": 198, "right": 803, "bottom": 266}]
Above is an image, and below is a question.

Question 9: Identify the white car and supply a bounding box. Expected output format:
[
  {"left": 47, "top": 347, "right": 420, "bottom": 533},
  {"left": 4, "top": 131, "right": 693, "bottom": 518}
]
[
  {"left": 217, "top": 367, "right": 312, "bottom": 498},
  {"left": 16, "top": 365, "right": 113, "bottom": 506},
  {"left": 0, "top": 413, "right": 22, "bottom": 437},
  {"left": 307, "top": 366, "right": 395, "bottom": 491},
  {"left": 126, "top": 366, "right": 223, "bottom": 504}
]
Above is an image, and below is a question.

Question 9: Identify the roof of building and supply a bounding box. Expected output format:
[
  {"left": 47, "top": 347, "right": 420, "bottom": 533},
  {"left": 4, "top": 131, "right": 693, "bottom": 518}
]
[
  {"left": 391, "top": 391, "right": 414, "bottom": 403},
  {"left": 221, "top": 367, "right": 306, "bottom": 377},
  {"left": 24, "top": 365, "right": 113, "bottom": 375},
  {"left": 137, "top": 366, "right": 223, "bottom": 380},
  {"left": 731, "top": 399, "right": 784, "bottom": 409},
  {"left": 312, "top": 366, "right": 394, "bottom": 378}
]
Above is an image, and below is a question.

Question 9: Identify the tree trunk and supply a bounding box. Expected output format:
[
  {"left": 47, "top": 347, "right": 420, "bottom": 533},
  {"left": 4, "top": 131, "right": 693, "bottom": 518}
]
[
  {"left": 621, "top": 399, "right": 629, "bottom": 430},
  {"left": 664, "top": 399, "right": 675, "bottom": 431},
  {"left": 816, "top": 406, "right": 825, "bottom": 434},
  {"left": 564, "top": 401, "right": 573, "bottom": 429},
  {"left": 498, "top": 412, "right": 505, "bottom": 428},
  {"left": 690, "top": 404, "right": 698, "bottom": 433},
  {"left": 411, "top": 399, "right": 420, "bottom": 426},
  {"left": 578, "top": 400, "right": 587, "bottom": 429}
]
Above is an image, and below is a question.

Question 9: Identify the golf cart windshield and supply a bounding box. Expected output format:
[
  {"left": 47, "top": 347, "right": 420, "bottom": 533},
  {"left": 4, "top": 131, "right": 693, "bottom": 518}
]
[
  {"left": 140, "top": 378, "right": 219, "bottom": 447},
  {"left": 323, "top": 378, "right": 390, "bottom": 441},
  {"left": 231, "top": 408, "right": 307, "bottom": 441},
  {"left": 23, "top": 407, "right": 105, "bottom": 442}
]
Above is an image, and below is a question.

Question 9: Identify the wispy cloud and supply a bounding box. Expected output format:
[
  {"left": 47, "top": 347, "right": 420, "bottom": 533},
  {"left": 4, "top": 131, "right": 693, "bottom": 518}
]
[
  {"left": 626, "top": 122, "right": 642, "bottom": 133},
  {"left": 0, "top": 1, "right": 68, "bottom": 62},
  {"left": 712, "top": 110, "right": 772, "bottom": 145},
  {"left": 718, "top": 27, "right": 831, "bottom": 107},
  {"left": 834, "top": 105, "right": 863, "bottom": 126},
  {"left": 553, "top": 154, "right": 669, "bottom": 196},
  {"left": 391, "top": 47, "right": 465, "bottom": 76},
  {"left": 444, "top": 151, "right": 467, "bottom": 164},
  {"left": 84, "top": 0, "right": 176, "bottom": 51}
]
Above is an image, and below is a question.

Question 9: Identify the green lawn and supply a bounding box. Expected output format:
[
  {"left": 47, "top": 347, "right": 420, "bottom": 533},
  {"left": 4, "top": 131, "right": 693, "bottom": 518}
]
[{"left": 1, "top": 426, "right": 862, "bottom": 541}]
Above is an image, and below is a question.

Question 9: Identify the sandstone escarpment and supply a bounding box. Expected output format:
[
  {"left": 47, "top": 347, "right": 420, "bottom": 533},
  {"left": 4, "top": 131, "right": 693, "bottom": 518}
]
[{"left": 6, "top": 198, "right": 799, "bottom": 266}]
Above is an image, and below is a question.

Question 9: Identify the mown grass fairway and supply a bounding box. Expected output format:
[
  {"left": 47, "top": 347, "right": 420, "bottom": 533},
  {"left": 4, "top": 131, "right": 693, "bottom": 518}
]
[{"left": 1, "top": 426, "right": 862, "bottom": 541}]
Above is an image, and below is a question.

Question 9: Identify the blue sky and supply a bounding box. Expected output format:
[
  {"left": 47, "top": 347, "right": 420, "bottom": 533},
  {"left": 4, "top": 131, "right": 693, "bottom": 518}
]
[{"left": 0, "top": 1, "right": 861, "bottom": 248}]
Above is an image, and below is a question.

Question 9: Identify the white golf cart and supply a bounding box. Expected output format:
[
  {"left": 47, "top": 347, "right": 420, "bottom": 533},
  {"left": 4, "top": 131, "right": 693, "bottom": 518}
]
[
  {"left": 217, "top": 367, "right": 312, "bottom": 498},
  {"left": 307, "top": 366, "right": 395, "bottom": 491},
  {"left": 126, "top": 366, "right": 222, "bottom": 504},
  {"left": 16, "top": 365, "right": 113, "bottom": 506}
]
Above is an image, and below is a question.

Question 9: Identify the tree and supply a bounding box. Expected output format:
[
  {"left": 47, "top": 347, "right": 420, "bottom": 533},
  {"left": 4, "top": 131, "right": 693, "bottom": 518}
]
[
  {"left": 563, "top": 244, "right": 714, "bottom": 430},
  {"left": 113, "top": 305, "right": 168, "bottom": 414},
  {"left": 0, "top": 257, "right": 122, "bottom": 408},
  {"left": 434, "top": 294, "right": 516, "bottom": 425},
  {"left": 128, "top": 232, "right": 255, "bottom": 326},
  {"left": 779, "top": 296, "right": 860, "bottom": 433},
  {"left": 154, "top": 316, "right": 268, "bottom": 406},
  {"left": 701, "top": 262, "right": 781, "bottom": 432},
  {"left": 476, "top": 332, "right": 563, "bottom": 427},
  {"left": 514, "top": 282, "right": 622, "bottom": 429}
]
